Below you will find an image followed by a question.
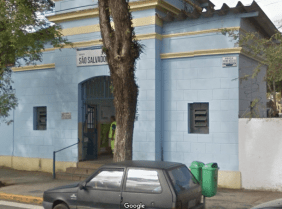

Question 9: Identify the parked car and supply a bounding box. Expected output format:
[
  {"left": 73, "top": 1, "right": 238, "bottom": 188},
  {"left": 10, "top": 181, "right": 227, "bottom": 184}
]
[
  {"left": 251, "top": 198, "right": 282, "bottom": 209},
  {"left": 43, "top": 160, "right": 205, "bottom": 209}
]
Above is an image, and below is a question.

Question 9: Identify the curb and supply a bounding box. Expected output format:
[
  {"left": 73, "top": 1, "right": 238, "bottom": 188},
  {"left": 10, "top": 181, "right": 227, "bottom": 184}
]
[{"left": 0, "top": 192, "right": 43, "bottom": 205}]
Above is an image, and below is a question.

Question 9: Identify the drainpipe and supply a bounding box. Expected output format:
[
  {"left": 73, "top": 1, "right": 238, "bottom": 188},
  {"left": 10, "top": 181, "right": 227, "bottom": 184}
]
[
  {"left": 12, "top": 108, "right": 15, "bottom": 167},
  {"left": 161, "top": 57, "right": 164, "bottom": 162},
  {"left": 12, "top": 108, "right": 14, "bottom": 155}
]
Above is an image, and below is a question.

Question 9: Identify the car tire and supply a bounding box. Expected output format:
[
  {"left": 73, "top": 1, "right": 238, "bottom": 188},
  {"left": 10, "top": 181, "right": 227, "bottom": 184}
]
[{"left": 53, "top": 203, "right": 69, "bottom": 209}]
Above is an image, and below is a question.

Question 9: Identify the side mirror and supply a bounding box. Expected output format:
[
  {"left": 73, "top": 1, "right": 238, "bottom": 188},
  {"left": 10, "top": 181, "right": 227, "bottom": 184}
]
[{"left": 79, "top": 182, "right": 86, "bottom": 190}]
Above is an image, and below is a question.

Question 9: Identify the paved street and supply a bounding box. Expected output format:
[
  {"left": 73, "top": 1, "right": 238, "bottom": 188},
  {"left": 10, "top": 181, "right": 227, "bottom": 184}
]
[
  {"left": 0, "top": 201, "right": 43, "bottom": 209},
  {"left": 1, "top": 166, "right": 282, "bottom": 208}
]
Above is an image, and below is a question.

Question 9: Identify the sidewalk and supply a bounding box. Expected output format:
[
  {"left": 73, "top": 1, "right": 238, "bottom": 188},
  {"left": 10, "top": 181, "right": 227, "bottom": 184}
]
[{"left": 1, "top": 166, "right": 282, "bottom": 208}]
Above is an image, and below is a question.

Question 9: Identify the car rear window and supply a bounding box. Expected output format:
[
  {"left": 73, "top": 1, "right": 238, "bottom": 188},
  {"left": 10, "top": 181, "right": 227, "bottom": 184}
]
[
  {"left": 168, "top": 166, "right": 199, "bottom": 193},
  {"left": 125, "top": 169, "right": 162, "bottom": 193}
]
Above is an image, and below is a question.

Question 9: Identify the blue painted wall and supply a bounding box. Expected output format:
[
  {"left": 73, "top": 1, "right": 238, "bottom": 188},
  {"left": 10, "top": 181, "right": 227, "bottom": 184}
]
[
  {"left": 160, "top": 14, "right": 242, "bottom": 171},
  {"left": 0, "top": 0, "right": 267, "bottom": 172},
  {"left": 161, "top": 55, "right": 239, "bottom": 171},
  {"left": 0, "top": 112, "right": 14, "bottom": 156},
  {"left": 0, "top": 7, "right": 161, "bottom": 162}
]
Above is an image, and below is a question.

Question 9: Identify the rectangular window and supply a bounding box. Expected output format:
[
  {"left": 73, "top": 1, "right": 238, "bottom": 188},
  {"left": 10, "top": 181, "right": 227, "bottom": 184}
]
[
  {"left": 125, "top": 169, "right": 162, "bottom": 193},
  {"left": 188, "top": 103, "right": 209, "bottom": 134},
  {"left": 167, "top": 166, "right": 199, "bottom": 194},
  {"left": 87, "top": 169, "right": 124, "bottom": 191},
  {"left": 34, "top": 106, "right": 47, "bottom": 130}
]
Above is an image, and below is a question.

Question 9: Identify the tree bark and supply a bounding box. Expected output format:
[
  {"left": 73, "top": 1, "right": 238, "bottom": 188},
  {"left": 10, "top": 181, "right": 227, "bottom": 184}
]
[{"left": 98, "top": 0, "right": 141, "bottom": 162}]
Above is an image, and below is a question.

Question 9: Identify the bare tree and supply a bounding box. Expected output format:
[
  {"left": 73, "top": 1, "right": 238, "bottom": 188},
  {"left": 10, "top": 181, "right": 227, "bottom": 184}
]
[{"left": 98, "top": 0, "right": 143, "bottom": 162}]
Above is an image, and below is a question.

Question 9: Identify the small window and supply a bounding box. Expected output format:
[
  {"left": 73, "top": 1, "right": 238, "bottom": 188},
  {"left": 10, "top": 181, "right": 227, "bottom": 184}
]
[
  {"left": 87, "top": 169, "right": 124, "bottom": 191},
  {"left": 189, "top": 103, "right": 209, "bottom": 134},
  {"left": 168, "top": 166, "right": 198, "bottom": 194},
  {"left": 125, "top": 169, "right": 162, "bottom": 193},
  {"left": 34, "top": 106, "right": 47, "bottom": 130}
]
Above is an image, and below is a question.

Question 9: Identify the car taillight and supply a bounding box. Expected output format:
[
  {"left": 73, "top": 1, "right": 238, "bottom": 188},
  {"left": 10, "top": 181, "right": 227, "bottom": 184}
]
[{"left": 175, "top": 200, "right": 182, "bottom": 209}]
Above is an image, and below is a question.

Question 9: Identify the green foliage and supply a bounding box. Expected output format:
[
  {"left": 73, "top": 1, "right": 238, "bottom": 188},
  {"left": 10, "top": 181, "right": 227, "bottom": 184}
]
[
  {"left": 221, "top": 28, "right": 282, "bottom": 117},
  {"left": 241, "top": 98, "right": 262, "bottom": 119},
  {"left": 221, "top": 28, "right": 282, "bottom": 84},
  {"left": 0, "top": 0, "right": 73, "bottom": 125}
]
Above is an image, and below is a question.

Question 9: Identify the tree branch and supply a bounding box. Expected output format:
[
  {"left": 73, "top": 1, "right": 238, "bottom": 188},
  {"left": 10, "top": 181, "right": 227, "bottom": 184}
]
[
  {"left": 109, "top": 0, "right": 132, "bottom": 60},
  {"left": 98, "top": 0, "right": 114, "bottom": 54}
]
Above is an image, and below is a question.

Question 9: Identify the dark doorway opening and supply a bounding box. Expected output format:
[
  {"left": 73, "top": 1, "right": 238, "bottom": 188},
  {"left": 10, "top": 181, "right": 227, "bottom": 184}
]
[{"left": 80, "top": 76, "right": 115, "bottom": 162}]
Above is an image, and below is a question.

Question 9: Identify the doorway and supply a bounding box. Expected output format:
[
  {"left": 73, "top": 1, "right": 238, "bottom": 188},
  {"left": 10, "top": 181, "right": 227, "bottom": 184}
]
[
  {"left": 80, "top": 76, "right": 115, "bottom": 162},
  {"left": 82, "top": 104, "right": 98, "bottom": 160}
]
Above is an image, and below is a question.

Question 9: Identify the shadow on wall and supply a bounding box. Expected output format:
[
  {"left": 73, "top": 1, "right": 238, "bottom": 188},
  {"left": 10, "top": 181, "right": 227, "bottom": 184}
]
[{"left": 239, "top": 118, "right": 282, "bottom": 191}]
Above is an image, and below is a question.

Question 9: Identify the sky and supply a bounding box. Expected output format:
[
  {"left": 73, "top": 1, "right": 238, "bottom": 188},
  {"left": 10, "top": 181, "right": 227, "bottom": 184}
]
[{"left": 211, "top": 0, "right": 282, "bottom": 28}]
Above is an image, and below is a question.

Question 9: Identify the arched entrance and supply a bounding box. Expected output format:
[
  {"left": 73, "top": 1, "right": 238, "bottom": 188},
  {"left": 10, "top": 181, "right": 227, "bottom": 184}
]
[{"left": 80, "top": 76, "right": 114, "bottom": 161}]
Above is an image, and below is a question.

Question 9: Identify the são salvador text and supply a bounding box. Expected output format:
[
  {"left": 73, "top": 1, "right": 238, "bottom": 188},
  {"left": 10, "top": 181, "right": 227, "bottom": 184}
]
[{"left": 79, "top": 56, "right": 107, "bottom": 64}]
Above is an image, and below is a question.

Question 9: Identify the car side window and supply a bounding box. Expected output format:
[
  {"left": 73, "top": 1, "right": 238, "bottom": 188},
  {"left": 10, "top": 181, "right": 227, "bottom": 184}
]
[
  {"left": 168, "top": 166, "right": 198, "bottom": 194},
  {"left": 125, "top": 169, "right": 162, "bottom": 193},
  {"left": 87, "top": 169, "right": 124, "bottom": 191}
]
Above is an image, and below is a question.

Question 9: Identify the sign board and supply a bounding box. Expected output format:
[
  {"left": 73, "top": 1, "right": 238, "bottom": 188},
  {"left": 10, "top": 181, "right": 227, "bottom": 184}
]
[
  {"left": 61, "top": 112, "right": 71, "bottom": 120},
  {"left": 84, "top": 137, "right": 88, "bottom": 142},
  {"left": 77, "top": 49, "right": 107, "bottom": 66},
  {"left": 101, "top": 106, "right": 111, "bottom": 119},
  {"left": 222, "top": 57, "right": 237, "bottom": 67}
]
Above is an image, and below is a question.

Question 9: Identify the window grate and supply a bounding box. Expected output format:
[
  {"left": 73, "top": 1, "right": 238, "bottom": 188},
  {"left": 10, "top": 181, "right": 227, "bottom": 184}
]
[
  {"left": 189, "top": 103, "right": 209, "bottom": 134},
  {"left": 34, "top": 106, "right": 47, "bottom": 130}
]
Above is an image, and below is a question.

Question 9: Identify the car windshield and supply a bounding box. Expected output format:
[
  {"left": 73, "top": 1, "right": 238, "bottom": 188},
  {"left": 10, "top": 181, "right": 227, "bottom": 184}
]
[{"left": 168, "top": 166, "right": 199, "bottom": 193}]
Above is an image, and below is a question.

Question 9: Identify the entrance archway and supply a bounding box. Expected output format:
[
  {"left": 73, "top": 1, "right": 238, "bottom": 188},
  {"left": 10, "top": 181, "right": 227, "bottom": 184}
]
[{"left": 79, "top": 76, "right": 115, "bottom": 161}]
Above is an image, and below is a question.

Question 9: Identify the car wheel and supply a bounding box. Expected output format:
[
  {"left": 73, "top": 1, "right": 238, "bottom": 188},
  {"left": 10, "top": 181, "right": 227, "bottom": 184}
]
[{"left": 53, "top": 203, "right": 68, "bottom": 209}]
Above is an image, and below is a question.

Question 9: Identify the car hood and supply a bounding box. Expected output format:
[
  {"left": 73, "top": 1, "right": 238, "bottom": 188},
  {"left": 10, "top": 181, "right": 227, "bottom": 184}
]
[
  {"left": 45, "top": 182, "right": 80, "bottom": 193},
  {"left": 251, "top": 198, "right": 282, "bottom": 209}
]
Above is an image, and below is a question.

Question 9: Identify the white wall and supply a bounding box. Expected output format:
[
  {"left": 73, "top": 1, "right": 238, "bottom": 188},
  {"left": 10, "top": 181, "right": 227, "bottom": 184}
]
[{"left": 239, "top": 118, "right": 282, "bottom": 191}]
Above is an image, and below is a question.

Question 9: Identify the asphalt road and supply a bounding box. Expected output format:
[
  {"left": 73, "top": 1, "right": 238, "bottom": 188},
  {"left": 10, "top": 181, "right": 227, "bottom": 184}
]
[{"left": 0, "top": 201, "right": 43, "bottom": 209}]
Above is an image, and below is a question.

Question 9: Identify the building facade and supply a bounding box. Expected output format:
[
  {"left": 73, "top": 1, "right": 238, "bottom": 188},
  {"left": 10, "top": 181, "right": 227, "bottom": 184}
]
[{"left": 0, "top": 0, "right": 277, "bottom": 188}]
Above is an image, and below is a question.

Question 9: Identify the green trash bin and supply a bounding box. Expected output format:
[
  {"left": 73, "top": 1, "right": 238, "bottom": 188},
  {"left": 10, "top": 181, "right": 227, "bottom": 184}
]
[
  {"left": 202, "top": 162, "right": 219, "bottom": 197},
  {"left": 189, "top": 161, "right": 205, "bottom": 185}
]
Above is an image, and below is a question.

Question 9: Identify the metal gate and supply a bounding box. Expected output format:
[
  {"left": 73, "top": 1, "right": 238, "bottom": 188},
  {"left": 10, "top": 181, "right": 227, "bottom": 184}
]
[
  {"left": 82, "top": 105, "right": 98, "bottom": 160},
  {"left": 81, "top": 76, "right": 114, "bottom": 161}
]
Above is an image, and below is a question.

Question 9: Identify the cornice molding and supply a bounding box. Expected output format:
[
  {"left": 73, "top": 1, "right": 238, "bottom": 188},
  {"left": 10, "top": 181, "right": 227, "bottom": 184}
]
[
  {"left": 40, "top": 33, "right": 162, "bottom": 52},
  {"left": 41, "top": 27, "right": 243, "bottom": 52},
  {"left": 162, "top": 27, "right": 241, "bottom": 39},
  {"left": 183, "top": 0, "right": 203, "bottom": 12},
  {"left": 61, "top": 15, "right": 163, "bottom": 36},
  {"left": 11, "top": 63, "right": 55, "bottom": 72},
  {"left": 160, "top": 47, "right": 243, "bottom": 59},
  {"left": 12, "top": 50, "right": 264, "bottom": 72},
  {"left": 47, "top": 0, "right": 180, "bottom": 23},
  {"left": 61, "top": 25, "right": 241, "bottom": 40},
  {"left": 240, "top": 50, "right": 264, "bottom": 63}
]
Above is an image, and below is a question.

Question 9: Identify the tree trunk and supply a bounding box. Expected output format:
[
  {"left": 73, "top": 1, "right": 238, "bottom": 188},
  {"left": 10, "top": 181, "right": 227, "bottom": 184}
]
[{"left": 98, "top": 0, "right": 142, "bottom": 162}]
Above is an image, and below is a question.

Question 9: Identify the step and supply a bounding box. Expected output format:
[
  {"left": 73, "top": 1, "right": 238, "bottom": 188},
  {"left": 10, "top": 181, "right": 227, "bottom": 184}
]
[
  {"left": 66, "top": 167, "right": 97, "bottom": 175},
  {"left": 77, "top": 162, "right": 105, "bottom": 169},
  {"left": 55, "top": 172, "right": 89, "bottom": 181}
]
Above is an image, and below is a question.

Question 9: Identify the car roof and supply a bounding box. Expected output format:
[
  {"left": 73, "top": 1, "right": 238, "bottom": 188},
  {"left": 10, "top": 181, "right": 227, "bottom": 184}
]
[{"left": 101, "top": 160, "right": 184, "bottom": 170}]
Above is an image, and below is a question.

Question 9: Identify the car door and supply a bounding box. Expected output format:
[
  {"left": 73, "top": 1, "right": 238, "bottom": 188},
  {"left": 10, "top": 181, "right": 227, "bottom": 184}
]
[
  {"left": 167, "top": 165, "right": 202, "bottom": 209},
  {"left": 120, "top": 168, "right": 173, "bottom": 209},
  {"left": 77, "top": 168, "right": 124, "bottom": 209}
]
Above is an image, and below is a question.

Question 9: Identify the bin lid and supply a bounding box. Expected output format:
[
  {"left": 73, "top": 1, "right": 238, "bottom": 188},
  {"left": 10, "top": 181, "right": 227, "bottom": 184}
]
[
  {"left": 202, "top": 162, "right": 219, "bottom": 170},
  {"left": 190, "top": 161, "right": 205, "bottom": 168}
]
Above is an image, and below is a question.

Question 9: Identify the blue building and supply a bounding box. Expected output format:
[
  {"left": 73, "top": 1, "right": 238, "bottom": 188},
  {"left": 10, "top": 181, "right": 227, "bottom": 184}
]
[{"left": 0, "top": 0, "right": 277, "bottom": 188}]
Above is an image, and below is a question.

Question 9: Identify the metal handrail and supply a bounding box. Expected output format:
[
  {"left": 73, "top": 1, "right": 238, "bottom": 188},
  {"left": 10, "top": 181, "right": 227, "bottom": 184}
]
[{"left": 53, "top": 138, "right": 80, "bottom": 179}]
